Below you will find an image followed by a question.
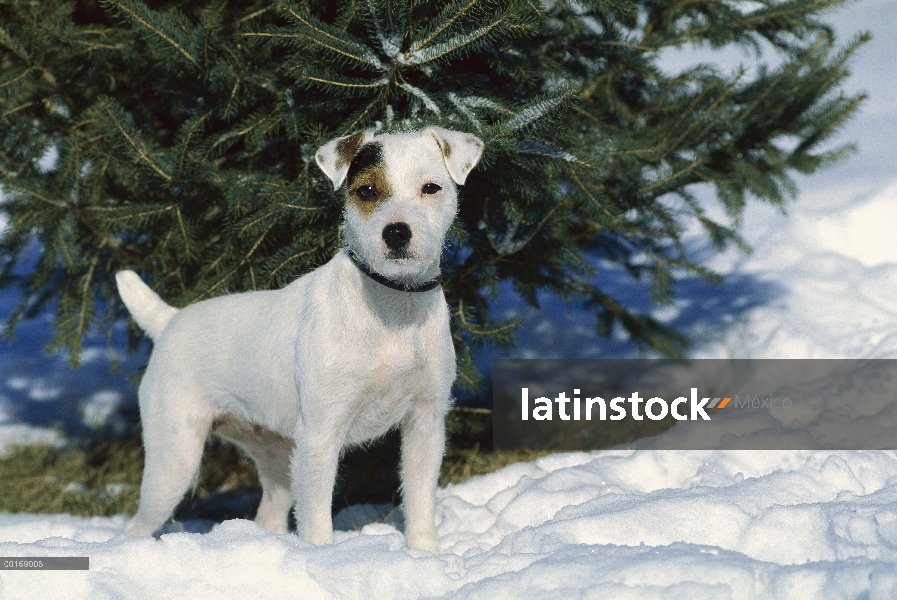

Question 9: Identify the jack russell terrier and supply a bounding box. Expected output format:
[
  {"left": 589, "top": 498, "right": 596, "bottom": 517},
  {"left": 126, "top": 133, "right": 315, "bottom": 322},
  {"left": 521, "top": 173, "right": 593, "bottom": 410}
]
[{"left": 116, "top": 126, "right": 484, "bottom": 552}]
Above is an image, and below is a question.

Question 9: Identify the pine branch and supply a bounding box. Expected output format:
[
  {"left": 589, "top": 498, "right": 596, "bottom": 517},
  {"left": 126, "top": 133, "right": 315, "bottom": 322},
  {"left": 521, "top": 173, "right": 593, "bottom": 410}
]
[
  {"left": 275, "top": 0, "right": 385, "bottom": 69},
  {"left": 400, "top": 83, "right": 442, "bottom": 114},
  {"left": 101, "top": 0, "right": 200, "bottom": 67},
  {"left": 407, "top": 11, "right": 518, "bottom": 65},
  {"left": 499, "top": 84, "right": 578, "bottom": 134},
  {"left": 364, "top": 0, "right": 406, "bottom": 58},
  {"left": 409, "top": 0, "right": 481, "bottom": 53}
]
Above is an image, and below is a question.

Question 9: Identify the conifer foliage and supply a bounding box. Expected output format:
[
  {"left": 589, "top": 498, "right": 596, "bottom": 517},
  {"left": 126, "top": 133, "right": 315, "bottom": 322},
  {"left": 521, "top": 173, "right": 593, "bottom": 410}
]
[{"left": 0, "top": 0, "right": 866, "bottom": 388}]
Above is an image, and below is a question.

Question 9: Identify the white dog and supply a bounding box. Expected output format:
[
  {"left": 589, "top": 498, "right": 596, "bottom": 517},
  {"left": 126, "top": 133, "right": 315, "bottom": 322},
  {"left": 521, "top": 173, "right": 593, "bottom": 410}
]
[{"left": 116, "top": 126, "right": 484, "bottom": 552}]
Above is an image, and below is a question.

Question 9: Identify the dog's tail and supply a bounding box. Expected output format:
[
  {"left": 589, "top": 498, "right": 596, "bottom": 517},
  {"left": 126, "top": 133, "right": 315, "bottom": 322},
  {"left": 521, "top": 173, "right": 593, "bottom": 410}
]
[{"left": 115, "top": 270, "right": 179, "bottom": 340}]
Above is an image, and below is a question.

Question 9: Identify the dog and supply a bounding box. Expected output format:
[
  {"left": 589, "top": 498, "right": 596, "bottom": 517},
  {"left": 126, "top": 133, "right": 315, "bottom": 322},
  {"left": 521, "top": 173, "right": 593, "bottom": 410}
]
[{"left": 115, "top": 126, "right": 484, "bottom": 552}]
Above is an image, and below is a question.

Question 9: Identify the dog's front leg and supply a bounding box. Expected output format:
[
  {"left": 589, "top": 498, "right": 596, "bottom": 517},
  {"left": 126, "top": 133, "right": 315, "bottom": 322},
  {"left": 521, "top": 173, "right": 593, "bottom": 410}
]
[
  {"left": 291, "top": 413, "right": 343, "bottom": 545},
  {"left": 400, "top": 403, "right": 446, "bottom": 552}
]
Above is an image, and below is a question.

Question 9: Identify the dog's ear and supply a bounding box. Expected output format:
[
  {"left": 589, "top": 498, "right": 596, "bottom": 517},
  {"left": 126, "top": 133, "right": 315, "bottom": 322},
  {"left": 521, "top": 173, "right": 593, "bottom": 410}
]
[
  {"left": 315, "top": 130, "right": 374, "bottom": 191},
  {"left": 425, "top": 127, "right": 485, "bottom": 186}
]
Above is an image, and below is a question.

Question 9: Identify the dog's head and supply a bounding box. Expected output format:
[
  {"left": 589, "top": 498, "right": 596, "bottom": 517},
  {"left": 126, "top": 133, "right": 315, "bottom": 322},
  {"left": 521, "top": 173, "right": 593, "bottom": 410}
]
[{"left": 315, "top": 127, "right": 484, "bottom": 283}]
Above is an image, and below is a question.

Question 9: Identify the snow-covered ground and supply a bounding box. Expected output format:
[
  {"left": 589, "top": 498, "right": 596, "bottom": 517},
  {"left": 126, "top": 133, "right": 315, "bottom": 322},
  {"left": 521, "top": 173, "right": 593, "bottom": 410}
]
[
  {"left": 4, "top": 450, "right": 897, "bottom": 599},
  {"left": 0, "top": 296, "right": 144, "bottom": 453},
  {"left": 1, "top": 0, "right": 896, "bottom": 597}
]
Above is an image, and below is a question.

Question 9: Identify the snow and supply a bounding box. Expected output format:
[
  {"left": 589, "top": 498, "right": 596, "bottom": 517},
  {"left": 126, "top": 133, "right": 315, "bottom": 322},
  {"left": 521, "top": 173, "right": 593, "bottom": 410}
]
[
  {"left": 3, "top": 451, "right": 897, "bottom": 598},
  {"left": 687, "top": 183, "right": 897, "bottom": 359},
  {"left": 2, "top": 1, "right": 897, "bottom": 597},
  {"left": 0, "top": 305, "right": 142, "bottom": 453}
]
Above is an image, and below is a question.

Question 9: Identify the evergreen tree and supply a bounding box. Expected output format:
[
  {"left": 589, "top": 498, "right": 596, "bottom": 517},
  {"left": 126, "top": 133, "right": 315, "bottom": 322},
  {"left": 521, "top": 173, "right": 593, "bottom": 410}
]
[{"left": 0, "top": 0, "right": 867, "bottom": 390}]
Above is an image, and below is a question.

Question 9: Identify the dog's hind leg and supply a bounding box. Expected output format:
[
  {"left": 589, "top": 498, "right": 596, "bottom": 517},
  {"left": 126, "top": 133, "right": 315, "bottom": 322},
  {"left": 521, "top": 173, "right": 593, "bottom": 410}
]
[
  {"left": 251, "top": 445, "right": 294, "bottom": 534},
  {"left": 125, "top": 381, "right": 214, "bottom": 537},
  {"left": 212, "top": 417, "right": 295, "bottom": 534}
]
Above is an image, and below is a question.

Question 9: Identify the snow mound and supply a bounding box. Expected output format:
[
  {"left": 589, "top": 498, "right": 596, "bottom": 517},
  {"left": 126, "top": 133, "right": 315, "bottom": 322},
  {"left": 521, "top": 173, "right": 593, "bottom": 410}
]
[{"left": 3, "top": 450, "right": 897, "bottom": 599}]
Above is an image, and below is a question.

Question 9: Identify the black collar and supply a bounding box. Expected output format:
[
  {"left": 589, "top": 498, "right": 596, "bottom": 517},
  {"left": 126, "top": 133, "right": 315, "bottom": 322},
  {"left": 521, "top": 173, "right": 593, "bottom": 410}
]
[{"left": 347, "top": 251, "right": 442, "bottom": 293}]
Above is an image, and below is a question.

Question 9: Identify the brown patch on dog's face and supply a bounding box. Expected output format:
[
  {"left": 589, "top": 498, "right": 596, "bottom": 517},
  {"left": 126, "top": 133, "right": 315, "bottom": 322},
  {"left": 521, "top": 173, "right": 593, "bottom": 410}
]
[
  {"left": 345, "top": 142, "right": 392, "bottom": 220},
  {"left": 441, "top": 140, "right": 452, "bottom": 160},
  {"left": 335, "top": 131, "right": 367, "bottom": 172}
]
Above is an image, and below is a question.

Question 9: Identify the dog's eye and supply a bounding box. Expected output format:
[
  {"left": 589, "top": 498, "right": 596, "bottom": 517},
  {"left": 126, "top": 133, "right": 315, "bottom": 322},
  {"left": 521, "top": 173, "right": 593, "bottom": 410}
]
[
  {"left": 355, "top": 185, "right": 377, "bottom": 200},
  {"left": 422, "top": 183, "right": 441, "bottom": 195}
]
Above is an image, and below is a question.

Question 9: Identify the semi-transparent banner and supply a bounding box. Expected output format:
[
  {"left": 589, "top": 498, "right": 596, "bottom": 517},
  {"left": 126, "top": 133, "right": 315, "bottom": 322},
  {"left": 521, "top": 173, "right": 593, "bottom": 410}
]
[{"left": 492, "top": 359, "right": 897, "bottom": 450}]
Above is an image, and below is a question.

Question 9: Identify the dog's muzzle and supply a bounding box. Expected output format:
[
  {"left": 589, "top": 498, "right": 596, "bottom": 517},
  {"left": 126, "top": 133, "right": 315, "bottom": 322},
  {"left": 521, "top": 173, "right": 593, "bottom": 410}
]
[{"left": 383, "top": 222, "right": 412, "bottom": 251}]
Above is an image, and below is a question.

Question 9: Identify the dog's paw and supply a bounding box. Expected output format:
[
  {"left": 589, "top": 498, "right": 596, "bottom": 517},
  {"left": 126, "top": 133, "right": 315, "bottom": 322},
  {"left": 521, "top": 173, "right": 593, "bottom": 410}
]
[
  {"left": 405, "top": 533, "right": 439, "bottom": 553},
  {"left": 300, "top": 526, "right": 335, "bottom": 546}
]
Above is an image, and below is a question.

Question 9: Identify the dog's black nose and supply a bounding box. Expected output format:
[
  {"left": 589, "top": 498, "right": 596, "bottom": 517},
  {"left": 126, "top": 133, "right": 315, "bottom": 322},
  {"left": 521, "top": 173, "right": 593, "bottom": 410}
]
[{"left": 383, "top": 222, "right": 412, "bottom": 250}]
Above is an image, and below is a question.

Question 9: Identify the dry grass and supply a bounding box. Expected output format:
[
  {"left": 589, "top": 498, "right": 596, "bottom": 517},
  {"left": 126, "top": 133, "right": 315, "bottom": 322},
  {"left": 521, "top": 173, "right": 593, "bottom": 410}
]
[{"left": 0, "top": 440, "right": 143, "bottom": 517}]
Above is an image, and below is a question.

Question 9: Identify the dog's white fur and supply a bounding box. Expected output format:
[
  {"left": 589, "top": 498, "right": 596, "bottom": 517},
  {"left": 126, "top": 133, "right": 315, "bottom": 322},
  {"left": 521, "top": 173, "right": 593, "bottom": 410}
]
[{"left": 117, "top": 127, "right": 484, "bottom": 552}]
